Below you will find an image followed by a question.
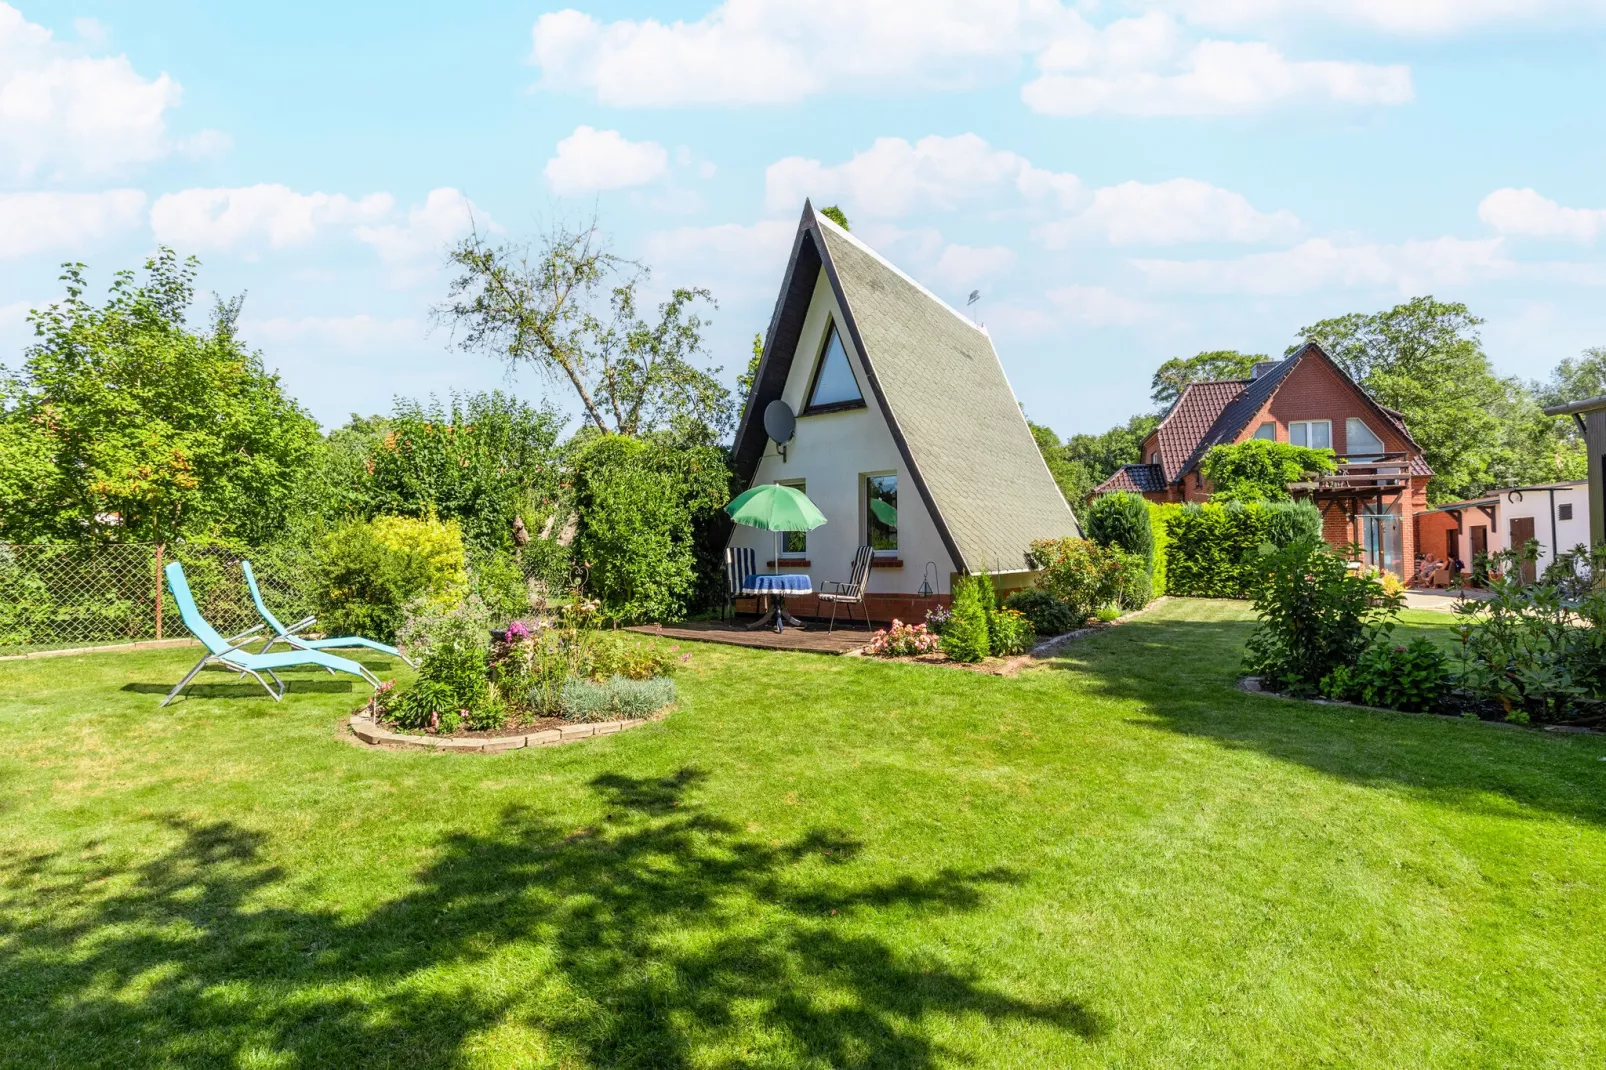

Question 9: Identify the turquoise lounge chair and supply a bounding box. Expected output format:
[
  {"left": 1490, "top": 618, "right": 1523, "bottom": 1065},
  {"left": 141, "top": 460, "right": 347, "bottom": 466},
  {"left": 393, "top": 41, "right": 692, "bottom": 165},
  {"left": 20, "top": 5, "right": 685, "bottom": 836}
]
[
  {"left": 241, "top": 560, "right": 414, "bottom": 666},
  {"left": 161, "top": 561, "right": 380, "bottom": 706}
]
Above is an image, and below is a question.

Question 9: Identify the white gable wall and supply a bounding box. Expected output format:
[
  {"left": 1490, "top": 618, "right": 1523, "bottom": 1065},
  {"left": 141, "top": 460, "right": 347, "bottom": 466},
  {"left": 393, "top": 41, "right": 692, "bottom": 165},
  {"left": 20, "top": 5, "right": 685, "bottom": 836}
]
[{"left": 729, "top": 268, "right": 957, "bottom": 594}]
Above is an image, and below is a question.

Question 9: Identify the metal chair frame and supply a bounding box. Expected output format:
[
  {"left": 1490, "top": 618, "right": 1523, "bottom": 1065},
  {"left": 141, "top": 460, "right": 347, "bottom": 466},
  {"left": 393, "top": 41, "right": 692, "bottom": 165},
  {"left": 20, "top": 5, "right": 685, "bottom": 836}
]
[{"left": 817, "top": 545, "right": 875, "bottom": 633}]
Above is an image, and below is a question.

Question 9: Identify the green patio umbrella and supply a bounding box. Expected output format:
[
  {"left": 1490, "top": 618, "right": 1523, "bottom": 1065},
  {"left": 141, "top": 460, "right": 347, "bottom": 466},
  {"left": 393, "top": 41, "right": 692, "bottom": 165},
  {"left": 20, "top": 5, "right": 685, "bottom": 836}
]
[{"left": 726, "top": 483, "right": 828, "bottom": 574}]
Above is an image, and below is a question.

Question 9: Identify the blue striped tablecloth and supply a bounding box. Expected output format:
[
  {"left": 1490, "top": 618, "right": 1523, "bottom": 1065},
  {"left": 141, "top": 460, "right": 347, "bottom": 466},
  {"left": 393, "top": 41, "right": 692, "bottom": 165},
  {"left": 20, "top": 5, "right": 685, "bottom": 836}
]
[{"left": 740, "top": 574, "right": 811, "bottom": 596}]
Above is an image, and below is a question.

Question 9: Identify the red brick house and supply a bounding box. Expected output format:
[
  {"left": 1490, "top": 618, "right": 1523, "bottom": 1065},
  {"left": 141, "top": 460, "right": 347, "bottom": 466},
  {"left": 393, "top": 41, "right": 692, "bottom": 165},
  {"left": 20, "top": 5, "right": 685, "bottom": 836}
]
[{"left": 1095, "top": 342, "right": 1432, "bottom": 577}]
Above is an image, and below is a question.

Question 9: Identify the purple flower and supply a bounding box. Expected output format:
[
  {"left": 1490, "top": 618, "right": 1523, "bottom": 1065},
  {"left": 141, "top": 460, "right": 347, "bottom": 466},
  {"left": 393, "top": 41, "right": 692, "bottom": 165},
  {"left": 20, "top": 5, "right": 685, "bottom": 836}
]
[{"left": 506, "top": 620, "right": 530, "bottom": 641}]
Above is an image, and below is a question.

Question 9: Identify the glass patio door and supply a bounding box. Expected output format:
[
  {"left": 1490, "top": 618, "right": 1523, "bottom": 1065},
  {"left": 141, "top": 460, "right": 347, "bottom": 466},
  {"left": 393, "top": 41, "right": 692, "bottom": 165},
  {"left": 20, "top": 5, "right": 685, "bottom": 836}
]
[{"left": 1361, "top": 508, "right": 1403, "bottom": 576}]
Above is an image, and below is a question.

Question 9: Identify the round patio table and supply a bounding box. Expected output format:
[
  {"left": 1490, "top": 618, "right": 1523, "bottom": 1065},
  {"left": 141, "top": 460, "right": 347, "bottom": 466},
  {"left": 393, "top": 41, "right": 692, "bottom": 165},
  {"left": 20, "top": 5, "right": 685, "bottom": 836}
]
[{"left": 741, "top": 573, "right": 811, "bottom": 633}]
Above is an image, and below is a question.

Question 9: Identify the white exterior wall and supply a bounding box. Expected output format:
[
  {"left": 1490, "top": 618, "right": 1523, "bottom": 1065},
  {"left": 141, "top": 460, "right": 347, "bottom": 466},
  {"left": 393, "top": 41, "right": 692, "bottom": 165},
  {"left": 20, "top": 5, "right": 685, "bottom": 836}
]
[
  {"left": 729, "top": 269, "right": 957, "bottom": 594},
  {"left": 1482, "top": 482, "right": 1590, "bottom": 568}
]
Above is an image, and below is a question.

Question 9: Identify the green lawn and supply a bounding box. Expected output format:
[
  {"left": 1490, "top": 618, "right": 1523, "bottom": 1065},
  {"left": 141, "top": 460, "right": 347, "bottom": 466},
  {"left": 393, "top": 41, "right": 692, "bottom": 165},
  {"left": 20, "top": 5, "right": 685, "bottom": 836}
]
[{"left": 0, "top": 598, "right": 1602, "bottom": 1068}]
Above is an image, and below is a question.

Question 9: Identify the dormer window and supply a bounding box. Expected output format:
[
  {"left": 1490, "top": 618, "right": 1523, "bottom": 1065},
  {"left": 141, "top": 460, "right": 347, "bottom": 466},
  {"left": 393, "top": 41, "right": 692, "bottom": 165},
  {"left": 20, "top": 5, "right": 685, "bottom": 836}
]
[{"left": 803, "top": 322, "right": 865, "bottom": 414}]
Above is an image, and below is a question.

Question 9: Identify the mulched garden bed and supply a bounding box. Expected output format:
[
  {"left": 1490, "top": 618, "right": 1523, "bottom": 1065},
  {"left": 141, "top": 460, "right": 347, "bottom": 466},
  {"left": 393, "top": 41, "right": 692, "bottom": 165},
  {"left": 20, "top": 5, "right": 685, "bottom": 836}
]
[{"left": 1238, "top": 677, "right": 1606, "bottom": 735}]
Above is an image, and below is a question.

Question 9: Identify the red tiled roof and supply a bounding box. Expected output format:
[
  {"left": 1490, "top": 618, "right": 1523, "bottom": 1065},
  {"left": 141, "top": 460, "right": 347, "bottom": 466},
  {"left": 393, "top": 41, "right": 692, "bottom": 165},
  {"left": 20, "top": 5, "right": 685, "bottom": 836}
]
[
  {"left": 1095, "top": 463, "right": 1167, "bottom": 495},
  {"left": 1153, "top": 379, "right": 1246, "bottom": 483}
]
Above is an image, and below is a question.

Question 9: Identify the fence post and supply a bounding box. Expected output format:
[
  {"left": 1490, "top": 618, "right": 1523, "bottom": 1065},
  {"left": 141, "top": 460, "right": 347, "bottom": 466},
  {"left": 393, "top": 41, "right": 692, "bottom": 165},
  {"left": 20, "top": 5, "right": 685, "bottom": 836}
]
[{"left": 154, "top": 543, "right": 165, "bottom": 640}]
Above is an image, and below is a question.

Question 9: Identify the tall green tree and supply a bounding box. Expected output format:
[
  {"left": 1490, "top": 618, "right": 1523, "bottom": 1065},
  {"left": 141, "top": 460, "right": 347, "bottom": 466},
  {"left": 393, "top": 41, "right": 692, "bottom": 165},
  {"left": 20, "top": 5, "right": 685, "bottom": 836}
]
[
  {"left": 1294, "top": 298, "right": 1512, "bottom": 502},
  {"left": 1031, "top": 413, "right": 1160, "bottom": 504},
  {"left": 1150, "top": 350, "right": 1265, "bottom": 409},
  {"left": 435, "top": 219, "right": 733, "bottom": 441},
  {"left": 0, "top": 250, "right": 321, "bottom": 544}
]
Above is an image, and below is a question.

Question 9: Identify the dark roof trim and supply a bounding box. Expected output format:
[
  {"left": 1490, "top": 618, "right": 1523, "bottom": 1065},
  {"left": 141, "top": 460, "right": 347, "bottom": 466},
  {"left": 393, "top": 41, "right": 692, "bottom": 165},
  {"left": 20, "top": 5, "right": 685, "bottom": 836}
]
[
  {"left": 812, "top": 209, "right": 968, "bottom": 572},
  {"left": 728, "top": 201, "right": 966, "bottom": 572},
  {"left": 1544, "top": 394, "right": 1606, "bottom": 417}
]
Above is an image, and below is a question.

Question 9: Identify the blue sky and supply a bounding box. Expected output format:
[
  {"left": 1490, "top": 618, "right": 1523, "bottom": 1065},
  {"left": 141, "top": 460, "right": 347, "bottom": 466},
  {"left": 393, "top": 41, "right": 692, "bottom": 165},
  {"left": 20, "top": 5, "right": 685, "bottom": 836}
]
[{"left": 2, "top": 1, "right": 1604, "bottom": 437}]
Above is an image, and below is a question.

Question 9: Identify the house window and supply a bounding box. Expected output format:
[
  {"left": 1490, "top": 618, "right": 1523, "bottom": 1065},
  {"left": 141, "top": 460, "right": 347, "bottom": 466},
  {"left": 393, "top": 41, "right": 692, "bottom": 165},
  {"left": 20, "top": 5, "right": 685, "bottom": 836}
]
[
  {"left": 803, "top": 322, "right": 865, "bottom": 413},
  {"left": 865, "top": 474, "right": 898, "bottom": 555},
  {"left": 1289, "top": 419, "right": 1332, "bottom": 450},
  {"left": 1345, "top": 418, "right": 1385, "bottom": 461},
  {"left": 1253, "top": 421, "right": 1275, "bottom": 441},
  {"left": 1150, "top": 451, "right": 1159, "bottom": 465},
  {"left": 779, "top": 479, "right": 807, "bottom": 555},
  {"left": 1560, "top": 503, "right": 1574, "bottom": 521}
]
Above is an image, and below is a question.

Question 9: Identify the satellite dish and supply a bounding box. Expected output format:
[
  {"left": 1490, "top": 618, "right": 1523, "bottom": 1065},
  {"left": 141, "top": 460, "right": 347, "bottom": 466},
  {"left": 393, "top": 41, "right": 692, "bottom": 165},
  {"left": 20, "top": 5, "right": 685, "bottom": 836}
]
[{"left": 763, "top": 399, "right": 796, "bottom": 462}]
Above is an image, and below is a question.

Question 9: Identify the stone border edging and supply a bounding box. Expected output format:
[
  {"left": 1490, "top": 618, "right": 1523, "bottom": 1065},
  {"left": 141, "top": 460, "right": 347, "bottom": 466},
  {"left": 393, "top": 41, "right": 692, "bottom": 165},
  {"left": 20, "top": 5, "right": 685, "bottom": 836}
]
[
  {"left": 1236, "top": 676, "right": 1603, "bottom": 736},
  {"left": 0, "top": 637, "right": 200, "bottom": 662},
  {"left": 348, "top": 712, "right": 652, "bottom": 753}
]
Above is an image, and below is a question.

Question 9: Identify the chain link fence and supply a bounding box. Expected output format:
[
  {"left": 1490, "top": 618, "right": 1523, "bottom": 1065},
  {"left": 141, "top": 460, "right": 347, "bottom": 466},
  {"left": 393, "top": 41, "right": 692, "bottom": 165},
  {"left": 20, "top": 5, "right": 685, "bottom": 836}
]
[{"left": 0, "top": 543, "right": 316, "bottom": 656}]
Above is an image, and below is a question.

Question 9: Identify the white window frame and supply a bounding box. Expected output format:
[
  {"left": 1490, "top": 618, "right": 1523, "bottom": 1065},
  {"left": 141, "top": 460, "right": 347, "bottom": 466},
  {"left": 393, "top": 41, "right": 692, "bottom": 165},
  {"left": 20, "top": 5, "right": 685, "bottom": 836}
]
[
  {"left": 1344, "top": 417, "right": 1385, "bottom": 461},
  {"left": 864, "top": 471, "right": 899, "bottom": 557},
  {"left": 1288, "top": 419, "right": 1332, "bottom": 450}
]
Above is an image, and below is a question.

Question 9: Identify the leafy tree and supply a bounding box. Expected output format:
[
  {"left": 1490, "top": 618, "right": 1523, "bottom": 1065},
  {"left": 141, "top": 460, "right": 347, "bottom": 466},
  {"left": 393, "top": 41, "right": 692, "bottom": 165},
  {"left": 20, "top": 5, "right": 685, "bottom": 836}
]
[
  {"left": 0, "top": 250, "right": 321, "bottom": 545},
  {"left": 1150, "top": 350, "right": 1265, "bottom": 409},
  {"left": 736, "top": 332, "right": 763, "bottom": 416},
  {"left": 1198, "top": 440, "right": 1337, "bottom": 502},
  {"left": 1294, "top": 297, "right": 1513, "bottom": 502},
  {"left": 1030, "top": 414, "right": 1162, "bottom": 504},
  {"left": 819, "top": 205, "right": 850, "bottom": 230},
  {"left": 356, "top": 392, "right": 566, "bottom": 553},
  {"left": 1534, "top": 345, "right": 1606, "bottom": 408},
  {"left": 436, "top": 218, "right": 733, "bottom": 440}
]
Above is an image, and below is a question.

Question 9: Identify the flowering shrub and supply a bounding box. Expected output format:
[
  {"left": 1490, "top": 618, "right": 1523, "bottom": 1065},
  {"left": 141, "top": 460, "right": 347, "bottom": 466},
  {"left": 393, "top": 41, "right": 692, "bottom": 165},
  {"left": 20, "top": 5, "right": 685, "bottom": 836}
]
[
  {"left": 924, "top": 604, "right": 952, "bottom": 635},
  {"left": 988, "top": 607, "right": 1036, "bottom": 656},
  {"left": 505, "top": 619, "right": 530, "bottom": 641},
  {"left": 866, "top": 619, "right": 941, "bottom": 657}
]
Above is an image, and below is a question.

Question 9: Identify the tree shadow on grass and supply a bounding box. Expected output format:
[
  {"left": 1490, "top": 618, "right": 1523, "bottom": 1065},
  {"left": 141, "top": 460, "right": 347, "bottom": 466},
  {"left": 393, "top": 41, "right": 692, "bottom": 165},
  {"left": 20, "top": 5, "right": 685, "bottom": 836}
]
[
  {"left": 1046, "top": 613, "right": 1606, "bottom": 829},
  {"left": 0, "top": 768, "right": 1100, "bottom": 1067}
]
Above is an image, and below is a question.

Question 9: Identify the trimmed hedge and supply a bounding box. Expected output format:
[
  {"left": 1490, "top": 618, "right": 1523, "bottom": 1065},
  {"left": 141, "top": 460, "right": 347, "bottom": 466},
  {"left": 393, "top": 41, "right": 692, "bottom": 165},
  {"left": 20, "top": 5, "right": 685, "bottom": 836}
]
[
  {"left": 1161, "top": 500, "right": 1322, "bottom": 598},
  {"left": 1149, "top": 502, "right": 1174, "bottom": 597}
]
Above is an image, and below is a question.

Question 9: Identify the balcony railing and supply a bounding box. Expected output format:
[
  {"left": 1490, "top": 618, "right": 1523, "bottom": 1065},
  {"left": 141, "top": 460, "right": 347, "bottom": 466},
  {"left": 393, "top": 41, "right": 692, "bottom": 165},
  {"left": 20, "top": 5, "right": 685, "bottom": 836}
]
[{"left": 1287, "top": 452, "right": 1411, "bottom": 496}]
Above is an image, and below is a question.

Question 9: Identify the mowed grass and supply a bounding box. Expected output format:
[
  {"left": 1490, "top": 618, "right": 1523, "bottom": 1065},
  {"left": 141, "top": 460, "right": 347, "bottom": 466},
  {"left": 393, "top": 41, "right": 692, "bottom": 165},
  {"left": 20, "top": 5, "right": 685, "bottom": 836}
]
[{"left": 0, "top": 598, "right": 1601, "bottom": 1068}]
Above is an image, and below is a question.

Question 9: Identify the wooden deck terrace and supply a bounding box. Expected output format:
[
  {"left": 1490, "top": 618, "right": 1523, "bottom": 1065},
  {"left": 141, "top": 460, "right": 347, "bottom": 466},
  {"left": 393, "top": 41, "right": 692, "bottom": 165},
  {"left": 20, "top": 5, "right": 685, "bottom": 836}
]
[{"left": 625, "top": 618, "right": 874, "bottom": 655}]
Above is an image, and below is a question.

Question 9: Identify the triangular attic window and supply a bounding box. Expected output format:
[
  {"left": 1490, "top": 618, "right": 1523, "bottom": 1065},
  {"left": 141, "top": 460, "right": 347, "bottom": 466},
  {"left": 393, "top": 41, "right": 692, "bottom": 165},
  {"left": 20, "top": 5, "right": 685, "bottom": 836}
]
[{"left": 804, "top": 322, "right": 864, "bottom": 412}]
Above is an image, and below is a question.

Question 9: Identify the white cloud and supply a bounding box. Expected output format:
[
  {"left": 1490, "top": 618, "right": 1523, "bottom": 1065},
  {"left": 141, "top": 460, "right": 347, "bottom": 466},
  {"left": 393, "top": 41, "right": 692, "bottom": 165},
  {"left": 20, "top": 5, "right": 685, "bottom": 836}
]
[
  {"left": 354, "top": 188, "right": 490, "bottom": 278},
  {"left": 643, "top": 219, "right": 795, "bottom": 294},
  {"left": 242, "top": 314, "right": 423, "bottom": 352},
  {"left": 769, "top": 133, "right": 1293, "bottom": 246},
  {"left": 545, "top": 125, "right": 669, "bottom": 195},
  {"left": 1135, "top": 236, "right": 1513, "bottom": 294},
  {"left": 1045, "top": 178, "right": 1300, "bottom": 245},
  {"left": 0, "top": 189, "right": 145, "bottom": 258},
  {"left": 1046, "top": 284, "right": 1151, "bottom": 326},
  {"left": 1168, "top": 0, "right": 1599, "bottom": 35},
  {"left": 929, "top": 244, "right": 1017, "bottom": 290},
  {"left": 530, "top": 2, "right": 1410, "bottom": 116},
  {"left": 1022, "top": 37, "right": 1412, "bottom": 116},
  {"left": 0, "top": 298, "right": 30, "bottom": 325},
  {"left": 530, "top": 0, "right": 1061, "bottom": 107},
  {"left": 150, "top": 184, "right": 392, "bottom": 250},
  {"left": 766, "top": 134, "right": 1084, "bottom": 217},
  {"left": 1479, "top": 187, "right": 1606, "bottom": 244},
  {"left": 0, "top": 3, "right": 211, "bottom": 180}
]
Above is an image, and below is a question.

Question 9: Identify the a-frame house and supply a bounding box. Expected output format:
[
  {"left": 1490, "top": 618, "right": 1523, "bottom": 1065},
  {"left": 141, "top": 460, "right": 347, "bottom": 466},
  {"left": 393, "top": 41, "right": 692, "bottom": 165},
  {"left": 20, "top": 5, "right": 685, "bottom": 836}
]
[{"left": 728, "top": 202, "right": 1080, "bottom": 620}]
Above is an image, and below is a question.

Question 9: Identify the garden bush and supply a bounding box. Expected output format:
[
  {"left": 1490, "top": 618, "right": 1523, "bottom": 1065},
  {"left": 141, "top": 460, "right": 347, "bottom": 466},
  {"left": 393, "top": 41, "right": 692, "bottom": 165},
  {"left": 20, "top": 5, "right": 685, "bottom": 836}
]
[
  {"left": 468, "top": 547, "right": 531, "bottom": 625},
  {"left": 1320, "top": 634, "right": 1448, "bottom": 712},
  {"left": 313, "top": 514, "right": 467, "bottom": 642},
  {"left": 388, "top": 595, "right": 491, "bottom": 729},
  {"left": 1450, "top": 545, "right": 1606, "bottom": 723},
  {"left": 1163, "top": 500, "right": 1322, "bottom": 598},
  {"left": 1003, "top": 587, "right": 1078, "bottom": 637},
  {"left": 1086, "top": 491, "right": 1156, "bottom": 609},
  {"left": 1027, "top": 538, "right": 1132, "bottom": 622},
  {"left": 568, "top": 435, "right": 733, "bottom": 624},
  {"left": 988, "top": 607, "right": 1036, "bottom": 656},
  {"left": 866, "top": 620, "right": 941, "bottom": 657},
  {"left": 1197, "top": 439, "right": 1336, "bottom": 502},
  {"left": 941, "top": 574, "right": 991, "bottom": 662},
  {"left": 559, "top": 675, "right": 677, "bottom": 722},
  {"left": 1242, "top": 536, "right": 1400, "bottom": 696}
]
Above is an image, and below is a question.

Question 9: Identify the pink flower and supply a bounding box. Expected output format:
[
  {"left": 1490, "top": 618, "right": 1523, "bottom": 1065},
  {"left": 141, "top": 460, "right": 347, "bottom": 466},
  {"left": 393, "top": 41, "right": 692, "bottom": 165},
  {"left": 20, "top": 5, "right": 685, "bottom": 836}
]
[
  {"left": 506, "top": 620, "right": 530, "bottom": 641},
  {"left": 680, "top": 653, "right": 691, "bottom": 662}
]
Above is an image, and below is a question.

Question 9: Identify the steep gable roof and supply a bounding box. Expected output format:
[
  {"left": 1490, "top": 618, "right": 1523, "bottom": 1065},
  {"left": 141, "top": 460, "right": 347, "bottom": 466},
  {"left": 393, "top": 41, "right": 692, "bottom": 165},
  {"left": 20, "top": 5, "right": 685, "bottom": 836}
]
[
  {"left": 1151, "top": 379, "right": 1245, "bottom": 483},
  {"left": 731, "top": 203, "right": 1080, "bottom": 573}
]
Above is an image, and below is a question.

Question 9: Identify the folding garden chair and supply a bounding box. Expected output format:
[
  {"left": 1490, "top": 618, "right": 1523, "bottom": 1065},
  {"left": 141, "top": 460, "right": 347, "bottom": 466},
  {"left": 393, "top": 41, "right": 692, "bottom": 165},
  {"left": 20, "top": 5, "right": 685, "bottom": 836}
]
[
  {"left": 725, "top": 546, "right": 757, "bottom": 620},
  {"left": 241, "top": 560, "right": 413, "bottom": 666},
  {"left": 817, "top": 545, "right": 875, "bottom": 633},
  {"left": 160, "top": 561, "right": 380, "bottom": 706}
]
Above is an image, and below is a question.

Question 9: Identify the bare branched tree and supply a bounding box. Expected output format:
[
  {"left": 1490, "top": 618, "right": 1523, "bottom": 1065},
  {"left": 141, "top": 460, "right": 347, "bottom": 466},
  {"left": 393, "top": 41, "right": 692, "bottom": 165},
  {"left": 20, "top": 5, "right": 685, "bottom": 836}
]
[{"left": 433, "top": 218, "right": 732, "bottom": 439}]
